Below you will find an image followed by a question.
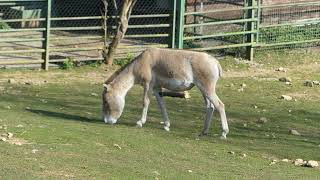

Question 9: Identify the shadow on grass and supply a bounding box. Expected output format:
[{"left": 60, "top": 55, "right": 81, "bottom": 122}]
[{"left": 27, "top": 109, "right": 102, "bottom": 124}]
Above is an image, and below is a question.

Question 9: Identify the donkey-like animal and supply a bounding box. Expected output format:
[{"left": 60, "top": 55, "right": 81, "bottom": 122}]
[{"left": 102, "top": 48, "right": 229, "bottom": 138}]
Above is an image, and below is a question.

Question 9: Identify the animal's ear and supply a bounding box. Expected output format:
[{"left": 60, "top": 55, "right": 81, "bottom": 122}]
[{"left": 103, "top": 83, "right": 111, "bottom": 90}]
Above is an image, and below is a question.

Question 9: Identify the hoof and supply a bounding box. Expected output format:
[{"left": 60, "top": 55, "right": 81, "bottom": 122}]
[
  {"left": 220, "top": 135, "right": 227, "bottom": 140},
  {"left": 136, "top": 121, "right": 143, "bottom": 128},
  {"left": 164, "top": 126, "right": 170, "bottom": 132},
  {"left": 199, "top": 132, "right": 209, "bottom": 137}
]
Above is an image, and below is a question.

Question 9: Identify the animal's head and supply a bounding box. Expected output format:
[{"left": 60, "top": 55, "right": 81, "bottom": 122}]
[{"left": 102, "top": 83, "right": 125, "bottom": 124}]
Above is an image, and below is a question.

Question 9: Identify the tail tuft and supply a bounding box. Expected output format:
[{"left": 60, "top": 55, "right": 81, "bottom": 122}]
[{"left": 217, "top": 62, "right": 223, "bottom": 77}]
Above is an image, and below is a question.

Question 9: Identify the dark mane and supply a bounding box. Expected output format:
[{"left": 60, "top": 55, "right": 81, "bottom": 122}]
[{"left": 105, "top": 55, "right": 139, "bottom": 84}]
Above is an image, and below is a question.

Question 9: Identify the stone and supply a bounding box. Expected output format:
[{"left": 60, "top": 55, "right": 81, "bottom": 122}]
[
  {"left": 282, "top": 159, "right": 289, "bottom": 162},
  {"left": 306, "top": 160, "right": 319, "bottom": 168},
  {"left": 279, "top": 77, "right": 292, "bottom": 83},
  {"left": 276, "top": 67, "right": 287, "bottom": 72},
  {"left": 312, "top": 81, "right": 320, "bottom": 85},
  {"left": 113, "top": 144, "right": 122, "bottom": 150},
  {"left": 90, "top": 93, "right": 98, "bottom": 97},
  {"left": 0, "top": 137, "right": 6, "bottom": 142},
  {"left": 32, "top": 149, "right": 39, "bottom": 154},
  {"left": 7, "top": 132, "right": 13, "bottom": 139},
  {"left": 188, "top": 170, "right": 193, "bottom": 173},
  {"left": 281, "top": 95, "right": 293, "bottom": 101},
  {"left": 228, "top": 151, "right": 235, "bottom": 155},
  {"left": 290, "top": 129, "right": 301, "bottom": 136},
  {"left": 304, "top": 80, "right": 313, "bottom": 87},
  {"left": 8, "top": 79, "right": 15, "bottom": 84},
  {"left": 241, "top": 83, "right": 247, "bottom": 88},
  {"left": 258, "top": 117, "right": 268, "bottom": 124},
  {"left": 242, "top": 154, "right": 247, "bottom": 158},
  {"left": 269, "top": 159, "right": 277, "bottom": 165},
  {"left": 285, "top": 82, "right": 292, "bottom": 85},
  {"left": 238, "top": 88, "right": 244, "bottom": 92},
  {"left": 294, "top": 159, "right": 305, "bottom": 166},
  {"left": 253, "top": 105, "right": 258, "bottom": 109}
]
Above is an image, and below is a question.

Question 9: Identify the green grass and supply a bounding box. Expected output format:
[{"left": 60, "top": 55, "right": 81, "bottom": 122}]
[{"left": 0, "top": 52, "right": 319, "bottom": 179}]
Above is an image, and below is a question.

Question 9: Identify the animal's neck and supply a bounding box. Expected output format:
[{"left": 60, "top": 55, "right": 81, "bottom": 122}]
[{"left": 110, "top": 65, "right": 135, "bottom": 97}]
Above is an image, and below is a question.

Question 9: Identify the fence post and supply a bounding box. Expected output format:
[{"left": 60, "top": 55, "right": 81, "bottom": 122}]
[
  {"left": 245, "top": 0, "right": 256, "bottom": 61},
  {"left": 176, "top": 0, "right": 185, "bottom": 49},
  {"left": 42, "top": 0, "right": 52, "bottom": 70},
  {"left": 170, "top": 0, "right": 177, "bottom": 48}
]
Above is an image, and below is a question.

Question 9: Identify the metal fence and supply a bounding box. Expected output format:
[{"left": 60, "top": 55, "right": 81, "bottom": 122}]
[
  {"left": 0, "top": 0, "right": 104, "bottom": 69},
  {"left": 183, "top": 0, "right": 320, "bottom": 59},
  {"left": 0, "top": 0, "right": 320, "bottom": 69}
]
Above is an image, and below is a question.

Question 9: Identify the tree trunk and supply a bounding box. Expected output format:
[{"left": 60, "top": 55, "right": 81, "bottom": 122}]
[{"left": 106, "top": 0, "right": 137, "bottom": 65}]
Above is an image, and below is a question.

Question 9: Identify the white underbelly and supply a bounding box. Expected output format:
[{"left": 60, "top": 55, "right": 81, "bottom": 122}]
[{"left": 156, "top": 77, "right": 194, "bottom": 91}]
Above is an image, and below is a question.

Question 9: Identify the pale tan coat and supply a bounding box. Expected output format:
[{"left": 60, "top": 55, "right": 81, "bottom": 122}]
[{"left": 102, "top": 48, "right": 229, "bottom": 138}]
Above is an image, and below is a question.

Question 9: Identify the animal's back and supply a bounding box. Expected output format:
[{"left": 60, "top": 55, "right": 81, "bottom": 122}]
[{"left": 132, "top": 48, "right": 221, "bottom": 90}]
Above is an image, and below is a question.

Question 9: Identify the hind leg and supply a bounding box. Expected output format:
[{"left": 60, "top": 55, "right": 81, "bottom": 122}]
[
  {"left": 200, "top": 93, "right": 215, "bottom": 136},
  {"left": 197, "top": 83, "right": 229, "bottom": 139}
]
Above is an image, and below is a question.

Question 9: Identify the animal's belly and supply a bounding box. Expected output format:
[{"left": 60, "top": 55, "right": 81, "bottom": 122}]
[{"left": 157, "top": 78, "right": 194, "bottom": 91}]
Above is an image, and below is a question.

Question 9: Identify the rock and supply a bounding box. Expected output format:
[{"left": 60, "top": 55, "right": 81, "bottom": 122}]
[
  {"left": 313, "top": 81, "right": 320, "bottom": 85},
  {"left": 242, "top": 154, "right": 247, "bottom": 158},
  {"left": 187, "top": 170, "right": 193, "bottom": 173},
  {"left": 290, "top": 129, "right": 301, "bottom": 136},
  {"left": 238, "top": 88, "right": 244, "bottom": 92},
  {"left": 304, "top": 80, "right": 313, "bottom": 87},
  {"left": 258, "top": 117, "right": 268, "bottom": 124},
  {"left": 228, "top": 151, "right": 235, "bottom": 155},
  {"left": 279, "top": 77, "right": 292, "bottom": 83},
  {"left": 285, "top": 82, "right": 292, "bottom": 85},
  {"left": 0, "top": 137, "right": 6, "bottom": 142},
  {"left": 294, "top": 159, "right": 305, "bottom": 166},
  {"left": 90, "top": 93, "right": 98, "bottom": 97},
  {"left": 113, "top": 144, "right": 122, "bottom": 150},
  {"left": 306, "top": 160, "right": 319, "bottom": 168},
  {"left": 253, "top": 105, "right": 258, "bottom": 109},
  {"left": 281, "top": 95, "right": 293, "bottom": 101},
  {"left": 282, "top": 159, "right": 289, "bottom": 162},
  {"left": 276, "top": 67, "right": 287, "bottom": 72},
  {"left": 269, "top": 159, "right": 277, "bottom": 165},
  {"left": 241, "top": 83, "right": 247, "bottom": 88},
  {"left": 243, "top": 123, "right": 247, "bottom": 127},
  {"left": 32, "top": 149, "right": 39, "bottom": 154},
  {"left": 7, "top": 132, "right": 13, "bottom": 139},
  {"left": 8, "top": 79, "right": 16, "bottom": 84}
]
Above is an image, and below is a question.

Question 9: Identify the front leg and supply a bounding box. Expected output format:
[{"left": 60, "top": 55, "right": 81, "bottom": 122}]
[
  {"left": 137, "top": 83, "right": 151, "bottom": 127},
  {"left": 154, "top": 89, "right": 170, "bottom": 131}
]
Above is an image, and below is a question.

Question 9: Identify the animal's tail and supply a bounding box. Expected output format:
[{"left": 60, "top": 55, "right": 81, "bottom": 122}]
[{"left": 217, "top": 61, "right": 223, "bottom": 78}]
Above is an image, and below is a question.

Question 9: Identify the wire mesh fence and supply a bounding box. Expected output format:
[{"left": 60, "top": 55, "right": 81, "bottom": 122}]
[
  {"left": 0, "top": 0, "right": 320, "bottom": 69},
  {"left": 0, "top": 0, "right": 47, "bottom": 67},
  {"left": 107, "top": 0, "right": 172, "bottom": 59},
  {"left": 258, "top": 0, "right": 320, "bottom": 50}
]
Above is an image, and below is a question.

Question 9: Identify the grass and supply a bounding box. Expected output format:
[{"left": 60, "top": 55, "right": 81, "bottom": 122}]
[{"left": 0, "top": 51, "right": 319, "bottom": 179}]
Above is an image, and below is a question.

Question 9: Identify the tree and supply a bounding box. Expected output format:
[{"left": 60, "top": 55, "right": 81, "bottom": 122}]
[{"left": 106, "top": 0, "right": 137, "bottom": 65}]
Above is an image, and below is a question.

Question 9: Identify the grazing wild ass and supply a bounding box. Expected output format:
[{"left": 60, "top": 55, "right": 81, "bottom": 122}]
[{"left": 102, "top": 48, "right": 229, "bottom": 139}]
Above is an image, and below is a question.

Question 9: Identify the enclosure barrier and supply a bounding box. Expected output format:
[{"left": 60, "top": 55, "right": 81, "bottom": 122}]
[{"left": 0, "top": 0, "right": 320, "bottom": 69}]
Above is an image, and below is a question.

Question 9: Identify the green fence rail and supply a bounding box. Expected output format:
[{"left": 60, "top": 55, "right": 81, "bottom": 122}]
[
  {"left": 0, "top": 0, "right": 320, "bottom": 69},
  {"left": 183, "top": 0, "right": 320, "bottom": 60}
]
